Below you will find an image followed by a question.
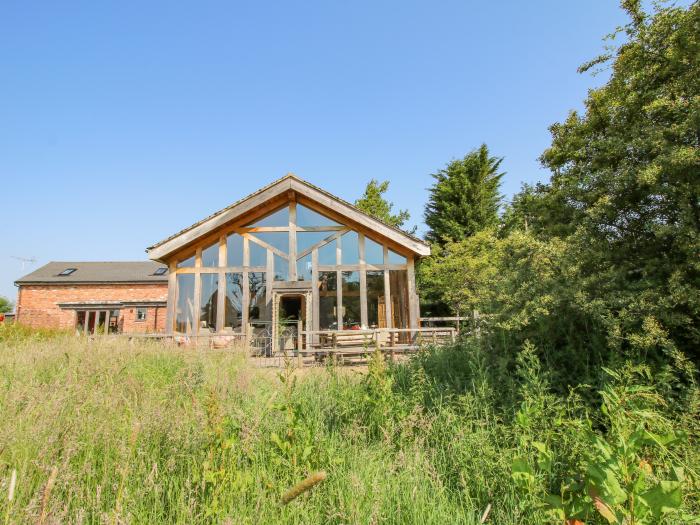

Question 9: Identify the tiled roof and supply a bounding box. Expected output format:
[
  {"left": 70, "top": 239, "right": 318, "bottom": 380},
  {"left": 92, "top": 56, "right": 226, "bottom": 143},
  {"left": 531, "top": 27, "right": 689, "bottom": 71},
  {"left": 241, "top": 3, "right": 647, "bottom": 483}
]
[
  {"left": 147, "top": 173, "right": 430, "bottom": 258},
  {"left": 15, "top": 261, "right": 168, "bottom": 285}
]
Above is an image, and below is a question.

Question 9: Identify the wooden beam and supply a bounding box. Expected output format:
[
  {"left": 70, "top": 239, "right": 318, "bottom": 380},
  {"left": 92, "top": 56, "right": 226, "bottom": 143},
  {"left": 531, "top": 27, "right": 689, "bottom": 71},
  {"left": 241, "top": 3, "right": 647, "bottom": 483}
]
[
  {"left": 147, "top": 181, "right": 294, "bottom": 260},
  {"left": 171, "top": 266, "right": 265, "bottom": 274},
  {"left": 312, "top": 248, "right": 319, "bottom": 333},
  {"left": 193, "top": 248, "right": 202, "bottom": 335},
  {"left": 216, "top": 235, "right": 226, "bottom": 332},
  {"left": 242, "top": 237, "right": 250, "bottom": 331},
  {"left": 266, "top": 249, "right": 274, "bottom": 317},
  {"left": 407, "top": 256, "right": 418, "bottom": 329},
  {"left": 295, "top": 229, "right": 348, "bottom": 260},
  {"left": 337, "top": 269, "right": 342, "bottom": 330},
  {"left": 289, "top": 202, "right": 297, "bottom": 280},
  {"left": 359, "top": 232, "right": 367, "bottom": 329},
  {"left": 147, "top": 176, "right": 430, "bottom": 262},
  {"left": 166, "top": 260, "right": 177, "bottom": 334},
  {"left": 316, "top": 263, "right": 408, "bottom": 272},
  {"left": 245, "top": 233, "right": 288, "bottom": 260},
  {"left": 293, "top": 185, "right": 430, "bottom": 256},
  {"left": 336, "top": 233, "right": 342, "bottom": 329},
  {"left": 384, "top": 246, "right": 392, "bottom": 329}
]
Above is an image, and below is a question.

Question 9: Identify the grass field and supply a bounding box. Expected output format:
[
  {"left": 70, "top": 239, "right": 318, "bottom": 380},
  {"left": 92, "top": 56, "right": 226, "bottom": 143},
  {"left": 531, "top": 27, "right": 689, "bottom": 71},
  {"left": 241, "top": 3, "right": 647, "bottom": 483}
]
[{"left": 1, "top": 326, "right": 698, "bottom": 524}]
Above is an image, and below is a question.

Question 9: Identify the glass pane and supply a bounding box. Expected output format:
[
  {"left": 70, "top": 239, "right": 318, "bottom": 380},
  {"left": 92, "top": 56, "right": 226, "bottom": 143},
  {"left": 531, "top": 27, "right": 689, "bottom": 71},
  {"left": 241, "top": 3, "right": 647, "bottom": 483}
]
[
  {"left": 199, "top": 273, "right": 218, "bottom": 332},
  {"left": 76, "top": 311, "right": 86, "bottom": 333},
  {"left": 318, "top": 239, "right": 336, "bottom": 265},
  {"left": 86, "top": 311, "right": 95, "bottom": 334},
  {"left": 249, "top": 272, "right": 267, "bottom": 321},
  {"left": 318, "top": 271, "right": 337, "bottom": 330},
  {"left": 251, "top": 232, "right": 288, "bottom": 254},
  {"left": 388, "top": 249, "right": 407, "bottom": 265},
  {"left": 274, "top": 254, "right": 288, "bottom": 281},
  {"left": 246, "top": 206, "right": 289, "bottom": 227},
  {"left": 365, "top": 237, "right": 384, "bottom": 265},
  {"left": 201, "top": 241, "right": 219, "bottom": 267},
  {"left": 177, "top": 254, "right": 195, "bottom": 268},
  {"left": 296, "top": 204, "right": 340, "bottom": 227},
  {"left": 249, "top": 240, "right": 267, "bottom": 267},
  {"left": 341, "top": 271, "right": 361, "bottom": 329},
  {"left": 341, "top": 231, "right": 359, "bottom": 265},
  {"left": 297, "top": 231, "right": 333, "bottom": 255},
  {"left": 175, "top": 274, "right": 196, "bottom": 333},
  {"left": 224, "top": 273, "right": 243, "bottom": 331},
  {"left": 97, "top": 311, "right": 107, "bottom": 334},
  {"left": 108, "top": 310, "right": 120, "bottom": 334},
  {"left": 390, "top": 270, "right": 409, "bottom": 330},
  {"left": 366, "top": 271, "right": 386, "bottom": 328},
  {"left": 227, "top": 233, "right": 243, "bottom": 266},
  {"left": 297, "top": 253, "right": 312, "bottom": 282}
]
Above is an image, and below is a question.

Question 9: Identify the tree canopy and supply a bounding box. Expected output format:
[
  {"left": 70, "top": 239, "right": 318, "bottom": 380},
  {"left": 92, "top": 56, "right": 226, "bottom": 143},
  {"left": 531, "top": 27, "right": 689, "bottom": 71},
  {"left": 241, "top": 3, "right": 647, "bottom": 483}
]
[
  {"left": 419, "top": 1, "right": 700, "bottom": 364},
  {"left": 424, "top": 144, "right": 504, "bottom": 244},
  {"left": 0, "top": 296, "right": 13, "bottom": 314},
  {"left": 355, "top": 179, "right": 414, "bottom": 233}
]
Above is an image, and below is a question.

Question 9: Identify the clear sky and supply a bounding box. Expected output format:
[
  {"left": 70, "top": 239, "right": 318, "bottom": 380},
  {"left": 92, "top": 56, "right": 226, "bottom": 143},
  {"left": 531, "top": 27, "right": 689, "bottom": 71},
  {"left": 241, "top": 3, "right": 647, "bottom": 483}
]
[{"left": 0, "top": 1, "right": 640, "bottom": 301}]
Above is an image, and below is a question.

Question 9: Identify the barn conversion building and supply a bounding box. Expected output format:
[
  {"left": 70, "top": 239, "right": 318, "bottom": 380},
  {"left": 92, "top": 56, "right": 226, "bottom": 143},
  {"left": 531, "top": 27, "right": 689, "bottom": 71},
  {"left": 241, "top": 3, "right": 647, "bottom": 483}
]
[{"left": 15, "top": 175, "right": 431, "bottom": 345}]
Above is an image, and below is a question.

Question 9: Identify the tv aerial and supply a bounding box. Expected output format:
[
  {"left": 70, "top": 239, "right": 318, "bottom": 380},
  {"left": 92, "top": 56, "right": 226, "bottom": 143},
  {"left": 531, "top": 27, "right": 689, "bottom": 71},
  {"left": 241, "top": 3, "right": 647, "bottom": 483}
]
[{"left": 10, "top": 256, "right": 36, "bottom": 272}]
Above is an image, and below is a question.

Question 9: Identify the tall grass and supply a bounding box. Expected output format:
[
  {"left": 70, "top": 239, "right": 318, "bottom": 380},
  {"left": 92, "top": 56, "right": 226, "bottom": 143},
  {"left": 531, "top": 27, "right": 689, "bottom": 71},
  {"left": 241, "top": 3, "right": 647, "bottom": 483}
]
[{"left": 0, "top": 328, "right": 698, "bottom": 523}]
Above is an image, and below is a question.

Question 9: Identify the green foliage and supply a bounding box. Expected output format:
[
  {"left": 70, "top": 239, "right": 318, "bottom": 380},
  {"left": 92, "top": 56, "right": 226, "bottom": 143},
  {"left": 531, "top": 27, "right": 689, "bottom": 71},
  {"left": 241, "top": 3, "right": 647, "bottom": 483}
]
[
  {"left": 1, "top": 329, "right": 698, "bottom": 523},
  {"left": 418, "top": 230, "right": 501, "bottom": 316},
  {"left": 420, "top": 1, "right": 700, "bottom": 379},
  {"left": 0, "top": 321, "right": 69, "bottom": 343},
  {"left": 512, "top": 365, "right": 690, "bottom": 524},
  {"left": 0, "top": 296, "right": 12, "bottom": 314},
  {"left": 537, "top": 1, "right": 700, "bottom": 361},
  {"left": 424, "top": 144, "right": 504, "bottom": 244},
  {"left": 354, "top": 178, "right": 414, "bottom": 233}
]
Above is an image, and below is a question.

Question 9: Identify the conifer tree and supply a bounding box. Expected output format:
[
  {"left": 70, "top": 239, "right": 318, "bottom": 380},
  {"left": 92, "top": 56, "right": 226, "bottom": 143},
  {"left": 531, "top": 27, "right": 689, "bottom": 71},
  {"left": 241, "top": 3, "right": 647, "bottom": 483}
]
[{"left": 424, "top": 144, "right": 504, "bottom": 243}]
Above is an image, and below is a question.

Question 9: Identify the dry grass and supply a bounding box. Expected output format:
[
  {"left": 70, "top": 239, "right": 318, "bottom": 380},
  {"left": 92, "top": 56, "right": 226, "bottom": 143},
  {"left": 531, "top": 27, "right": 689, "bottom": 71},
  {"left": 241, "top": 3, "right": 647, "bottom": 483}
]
[{"left": 1, "top": 326, "right": 697, "bottom": 523}]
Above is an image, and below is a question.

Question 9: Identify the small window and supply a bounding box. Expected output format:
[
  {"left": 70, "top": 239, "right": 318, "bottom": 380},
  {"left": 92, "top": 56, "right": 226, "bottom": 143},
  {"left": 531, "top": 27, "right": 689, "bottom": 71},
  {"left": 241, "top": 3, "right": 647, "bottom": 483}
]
[
  {"left": 153, "top": 267, "right": 167, "bottom": 276},
  {"left": 58, "top": 268, "right": 77, "bottom": 276},
  {"left": 135, "top": 307, "right": 147, "bottom": 322}
]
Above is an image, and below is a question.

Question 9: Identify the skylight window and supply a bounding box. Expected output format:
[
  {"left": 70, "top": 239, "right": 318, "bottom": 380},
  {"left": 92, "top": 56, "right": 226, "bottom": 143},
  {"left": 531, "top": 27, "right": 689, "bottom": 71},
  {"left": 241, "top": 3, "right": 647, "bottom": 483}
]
[
  {"left": 58, "top": 268, "right": 77, "bottom": 276},
  {"left": 153, "top": 267, "right": 167, "bottom": 276}
]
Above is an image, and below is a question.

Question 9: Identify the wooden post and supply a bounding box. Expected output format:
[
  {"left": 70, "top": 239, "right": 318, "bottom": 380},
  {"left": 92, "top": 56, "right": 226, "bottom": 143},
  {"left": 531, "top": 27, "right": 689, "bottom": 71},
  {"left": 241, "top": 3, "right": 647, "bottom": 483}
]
[
  {"left": 289, "top": 201, "right": 297, "bottom": 281},
  {"left": 242, "top": 237, "right": 250, "bottom": 340},
  {"left": 166, "top": 261, "right": 177, "bottom": 334},
  {"left": 297, "top": 319, "right": 303, "bottom": 353},
  {"left": 216, "top": 235, "right": 226, "bottom": 332},
  {"left": 384, "top": 246, "right": 392, "bottom": 329},
  {"left": 297, "top": 320, "right": 303, "bottom": 367},
  {"left": 245, "top": 322, "right": 252, "bottom": 353},
  {"left": 407, "top": 256, "right": 418, "bottom": 330},
  {"left": 193, "top": 248, "right": 202, "bottom": 337},
  {"left": 359, "top": 233, "right": 368, "bottom": 328}
]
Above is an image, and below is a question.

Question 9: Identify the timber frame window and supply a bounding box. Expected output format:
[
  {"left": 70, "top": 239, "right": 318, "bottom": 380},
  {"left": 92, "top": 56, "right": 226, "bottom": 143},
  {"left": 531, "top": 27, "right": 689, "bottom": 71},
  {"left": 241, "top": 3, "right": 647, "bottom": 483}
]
[{"left": 168, "top": 199, "right": 416, "bottom": 334}]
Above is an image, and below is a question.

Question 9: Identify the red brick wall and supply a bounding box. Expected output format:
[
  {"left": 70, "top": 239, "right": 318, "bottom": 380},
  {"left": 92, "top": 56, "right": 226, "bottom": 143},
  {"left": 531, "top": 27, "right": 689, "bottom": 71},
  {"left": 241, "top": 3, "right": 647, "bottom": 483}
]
[
  {"left": 16, "top": 283, "right": 168, "bottom": 333},
  {"left": 120, "top": 305, "right": 167, "bottom": 333}
]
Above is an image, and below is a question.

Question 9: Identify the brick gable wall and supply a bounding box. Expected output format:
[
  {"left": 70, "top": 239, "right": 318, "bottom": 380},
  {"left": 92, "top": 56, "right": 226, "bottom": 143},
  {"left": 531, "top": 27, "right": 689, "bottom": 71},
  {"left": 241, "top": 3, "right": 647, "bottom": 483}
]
[{"left": 16, "top": 283, "right": 168, "bottom": 333}]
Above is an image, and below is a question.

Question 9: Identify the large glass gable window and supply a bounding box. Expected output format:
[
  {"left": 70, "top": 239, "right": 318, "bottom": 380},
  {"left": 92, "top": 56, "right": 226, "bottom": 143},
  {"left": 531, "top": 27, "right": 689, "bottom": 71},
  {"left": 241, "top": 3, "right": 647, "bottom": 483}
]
[
  {"left": 246, "top": 206, "right": 289, "bottom": 227},
  {"left": 170, "top": 200, "right": 414, "bottom": 334},
  {"left": 296, "top": 204, "right": 339, "bottom": 228}
]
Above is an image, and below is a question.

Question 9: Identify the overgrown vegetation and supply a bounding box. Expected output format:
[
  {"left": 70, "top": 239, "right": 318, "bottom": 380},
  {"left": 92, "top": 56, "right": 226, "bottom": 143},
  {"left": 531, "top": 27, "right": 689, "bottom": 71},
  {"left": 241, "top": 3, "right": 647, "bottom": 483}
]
[
  {"left": 2, "top": 2, "right": 699, "bottom": 523},
  {"left": 420, "top": 1, "right": 700, "bottom": 375},
  {"left": 0, "top": 333, "right": 697, "bottom": 523}
]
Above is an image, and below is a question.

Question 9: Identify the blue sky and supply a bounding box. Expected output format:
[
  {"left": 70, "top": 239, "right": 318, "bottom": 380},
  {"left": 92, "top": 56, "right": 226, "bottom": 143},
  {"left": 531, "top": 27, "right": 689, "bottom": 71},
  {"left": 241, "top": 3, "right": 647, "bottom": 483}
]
[{"left": 0, "top": 1, "right": 638, "bottom": 300}]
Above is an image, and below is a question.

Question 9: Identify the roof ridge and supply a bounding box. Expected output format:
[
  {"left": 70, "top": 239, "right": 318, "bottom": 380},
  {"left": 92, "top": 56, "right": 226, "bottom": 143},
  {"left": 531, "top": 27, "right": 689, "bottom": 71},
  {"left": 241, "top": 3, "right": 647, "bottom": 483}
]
[{"left": 147, "top": 173, "right": 427, "bottom": 252}]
